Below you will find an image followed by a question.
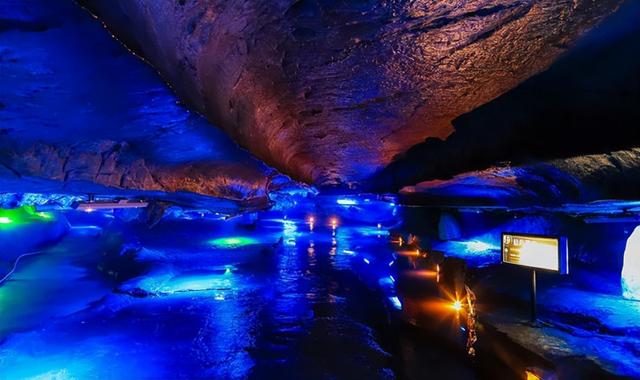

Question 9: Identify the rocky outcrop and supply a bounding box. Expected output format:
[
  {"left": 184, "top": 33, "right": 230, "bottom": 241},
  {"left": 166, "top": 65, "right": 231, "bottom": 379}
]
[
  {"left": 0, "top": 0, "right": 294, "bottom": 207},
  {"left": 370, "top": 0, "right": 640, "bottom": 192},
  {"left": 3, "top": 140, "right": 273, "bottom": 202},
  {"left": 399, "top": 148, "right": 640, "bottom": 206},
  {"left": 81, "top": 0, "right": 623, "bottom": 187}
]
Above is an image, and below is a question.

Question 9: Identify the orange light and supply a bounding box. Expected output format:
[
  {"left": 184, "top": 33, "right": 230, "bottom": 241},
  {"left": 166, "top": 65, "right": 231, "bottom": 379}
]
[
  {"left": 396, "top": 250, "right": 420, "bottom": 257},
  {"left": 330, "top": 217, "right": 338, "bottom": 228},
  {"left": 525, "top": 370, "right": 542, "bottom": 380},
  {"left": 452, "top": 300, "right": 463, "bottom": 312},
  {"left": 405, "top": 270, "right": 437, "bottom": 279}
]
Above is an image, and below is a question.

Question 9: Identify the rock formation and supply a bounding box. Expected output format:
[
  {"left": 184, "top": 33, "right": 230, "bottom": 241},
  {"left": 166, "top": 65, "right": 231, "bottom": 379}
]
[
  {"left": 399, "top": 148, "right": 640, "bottom": 206},
  {"left": 0, "top": 0, "right": 292, "bottom": 208},
  {"left": 81, "top": 0, "right": 623, "bottom": 187}
]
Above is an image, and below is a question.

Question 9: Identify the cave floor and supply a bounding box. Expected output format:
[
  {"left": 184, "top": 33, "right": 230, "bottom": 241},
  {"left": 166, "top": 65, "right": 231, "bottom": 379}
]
[
  {"left": 389, "top": 199, "right": 640, "bottom": 379},
  {"left": 3, "top": 195, "right": 640, "bottom": 379},
  {"left": 0, "top": 195, "right": 481, "bottom": 380},
  {"left": 473, "top": 266, "right": 640, "bottom": 378}
]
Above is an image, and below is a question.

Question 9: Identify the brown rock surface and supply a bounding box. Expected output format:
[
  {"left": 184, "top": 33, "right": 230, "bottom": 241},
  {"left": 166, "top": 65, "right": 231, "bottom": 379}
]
[{"left": 83, "top": 0, "right": 622, "bottom": 186}]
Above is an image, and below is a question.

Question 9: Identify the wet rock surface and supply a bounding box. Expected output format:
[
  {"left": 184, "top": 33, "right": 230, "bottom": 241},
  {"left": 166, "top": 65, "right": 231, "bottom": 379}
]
[
  {"left": 372, "top": 1, "right": 640, "bottom": 193},
  {"left": 81, "top": 0, "right": 622, "bottom": 187},
  {"left": 0, "top": 0, "right": 292, "bottom": 206}
]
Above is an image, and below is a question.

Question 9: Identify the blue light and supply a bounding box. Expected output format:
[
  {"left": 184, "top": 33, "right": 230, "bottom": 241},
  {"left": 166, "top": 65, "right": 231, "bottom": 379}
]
[
  {"left": 466, "top": 240, "right": 496, "bottom": 252},
  {"left": 622, "top": 226, "right": 640, "bottom": 300},
  {"left": 363, "top": 258, "right": 370, "bottom": 264},
  {"left": 388, "top": 296, "right": 402, "bottom": 310},
  {"left": 336, "top": 198, "right": 358, "bottom": 206}
]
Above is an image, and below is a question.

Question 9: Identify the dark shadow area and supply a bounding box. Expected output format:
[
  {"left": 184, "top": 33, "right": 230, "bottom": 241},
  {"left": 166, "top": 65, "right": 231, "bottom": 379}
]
[{"left": 368, "top": 0, "right": 640, "bottom": 192}]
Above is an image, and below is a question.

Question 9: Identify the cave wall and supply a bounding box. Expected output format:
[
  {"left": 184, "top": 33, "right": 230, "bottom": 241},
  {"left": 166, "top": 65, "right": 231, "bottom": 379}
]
[
  {"left": 373, "top": 1, "right": 640, "bottom": 192},
  {"left": 0, "top": 0, "right": 292, "bottom": 206},
  {"left": 80, "top": 0, "right": 623, "bottom": 187}
]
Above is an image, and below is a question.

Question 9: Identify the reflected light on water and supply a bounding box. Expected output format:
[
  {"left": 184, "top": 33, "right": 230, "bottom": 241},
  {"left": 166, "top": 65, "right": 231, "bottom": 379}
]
[
  {"left": 396, "top": 249, "right": 420, "bottom": 257},
  {"left": 404, "top": 270, "right": 437, "bottom": 279},
  {"left": 389, "top": 296, "right": 402, "bottom": 310},
  {"left": 208, "top": 236, "right": 258, "bottom": 249}
]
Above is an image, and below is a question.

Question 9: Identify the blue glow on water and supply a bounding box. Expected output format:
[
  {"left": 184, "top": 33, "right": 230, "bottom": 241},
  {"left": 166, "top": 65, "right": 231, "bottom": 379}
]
[
  {"left": 207, "top": 236, "right": 259, "bottom": 249},
  {"left": 160, "top": 274, "right": 233, "bottom": 294},
  {"left": 336, "top": 198, "right": 358, "bottom": 206},
  {"left": 388, "top": 296, "right": 402, "bottom": 310},
  {"left": 3, "top": 189, "right": 640, "bottom": 377},
  {"left": 0, "top": 189, "right": 409, "bottom": 378},
  {"left": 378, "top": 276, "right": 394, "bottom": 288}
]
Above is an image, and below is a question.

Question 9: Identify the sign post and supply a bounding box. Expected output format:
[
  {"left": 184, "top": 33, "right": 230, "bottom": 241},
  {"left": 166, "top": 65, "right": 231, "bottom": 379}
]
[
  {"left": 530, "top": 269, "right": 537, "bottom": 322},
  {"left": 502, "top": 233, "right": 569, "bottom": 323}
]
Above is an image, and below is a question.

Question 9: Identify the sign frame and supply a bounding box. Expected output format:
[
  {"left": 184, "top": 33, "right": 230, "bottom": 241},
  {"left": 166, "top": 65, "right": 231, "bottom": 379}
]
[{"left": 501, "top": 232, "right": 569, "bottom": 275}]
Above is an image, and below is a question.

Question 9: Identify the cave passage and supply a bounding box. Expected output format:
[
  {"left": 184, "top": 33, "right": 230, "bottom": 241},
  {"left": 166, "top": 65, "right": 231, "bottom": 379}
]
[
  {"left": 2, "top": 195, "right": 640, "bottom": 379},
  {"left": 1, "top": 0, "right": 640, "bottom": 379}
]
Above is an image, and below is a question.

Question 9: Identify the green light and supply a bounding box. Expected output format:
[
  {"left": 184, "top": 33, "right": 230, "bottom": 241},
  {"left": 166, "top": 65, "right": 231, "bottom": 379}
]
[
  {"left": 36, "top": 212, "right": 54, "bottom": 220},
  {"left": 208, "top": 236, "right": 258, "bottom": 249},
  {"left": 0, "top": 206, "right": 56, "bottom": 229},
  {"left": 224, "top": 266, "right": 233, "bottom": 275}
]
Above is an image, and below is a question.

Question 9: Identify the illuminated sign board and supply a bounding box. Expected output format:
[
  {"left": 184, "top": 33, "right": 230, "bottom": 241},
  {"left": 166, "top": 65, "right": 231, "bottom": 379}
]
[{"left": 502, "top": 233, "right": 568, "bottom": 274}]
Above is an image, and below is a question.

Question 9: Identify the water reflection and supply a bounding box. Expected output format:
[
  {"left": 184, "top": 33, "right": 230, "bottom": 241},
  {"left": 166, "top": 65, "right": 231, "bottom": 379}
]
[{"left": 0, "top": 195, "right": 403, "bottom": 379}]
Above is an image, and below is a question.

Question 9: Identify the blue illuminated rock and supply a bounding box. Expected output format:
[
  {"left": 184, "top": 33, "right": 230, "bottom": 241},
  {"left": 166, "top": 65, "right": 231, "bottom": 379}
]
[
  {"left": 0, "top": 0, "right": 299, "bottom": 206},
  {"left": 622, "top": 226, "right": 640, "bottom": 301},
  {"left": 400, "top": 148, "right": 640, "bottom": 207}
]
